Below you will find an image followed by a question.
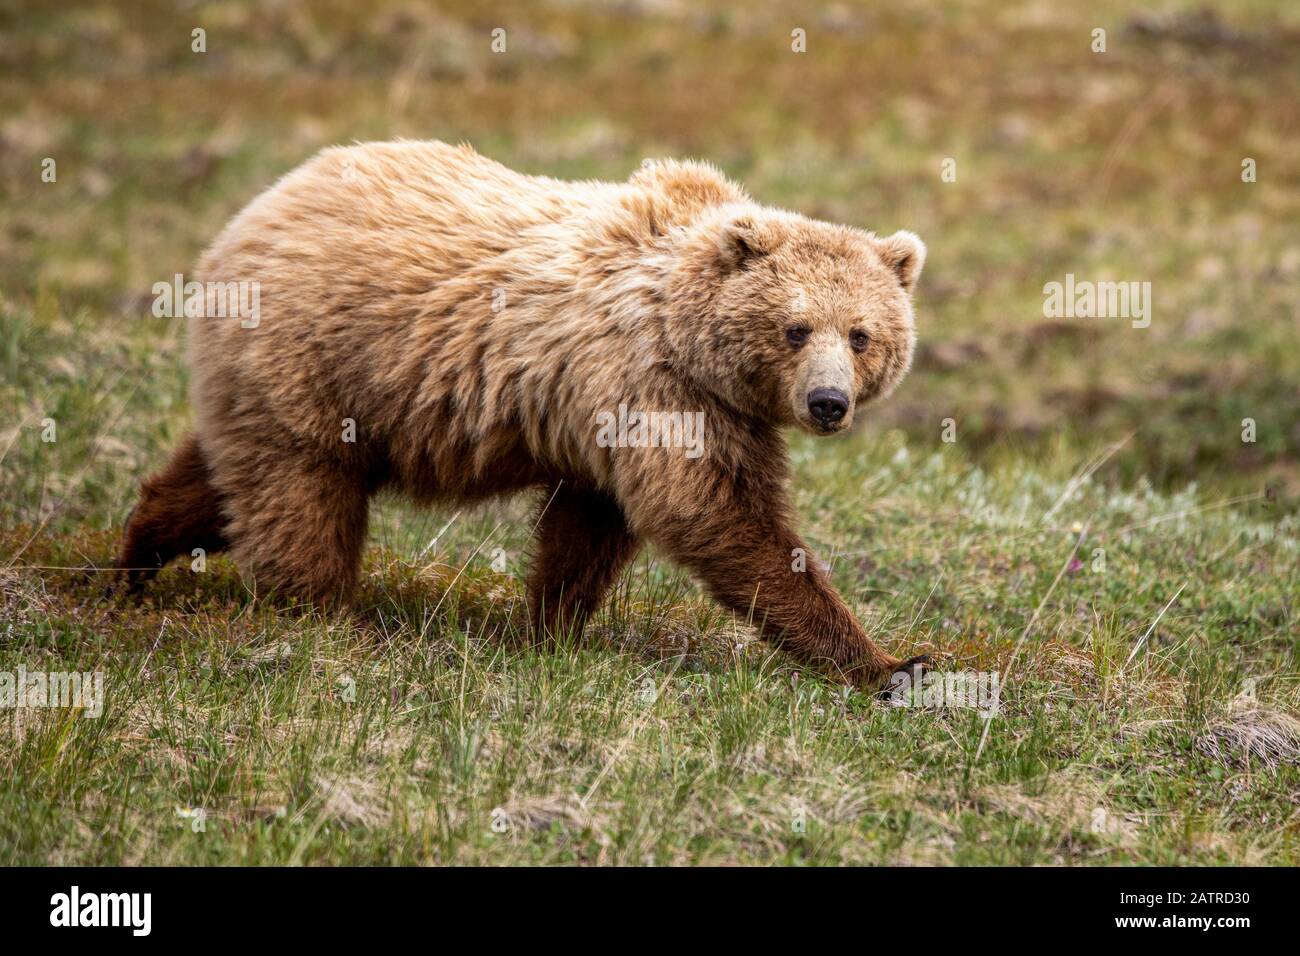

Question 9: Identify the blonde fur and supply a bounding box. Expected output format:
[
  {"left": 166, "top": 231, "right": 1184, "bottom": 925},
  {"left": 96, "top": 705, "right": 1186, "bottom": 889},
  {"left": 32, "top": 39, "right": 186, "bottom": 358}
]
[{"left": 121, "top": 140, "right": 928, "bottom": 688}]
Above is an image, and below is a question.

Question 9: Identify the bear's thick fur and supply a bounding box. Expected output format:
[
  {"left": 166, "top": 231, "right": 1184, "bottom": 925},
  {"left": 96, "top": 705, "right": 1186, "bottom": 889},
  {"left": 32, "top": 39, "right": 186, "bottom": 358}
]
[{"left": 119, "top": 141, "right": 927, "bottom": 688}]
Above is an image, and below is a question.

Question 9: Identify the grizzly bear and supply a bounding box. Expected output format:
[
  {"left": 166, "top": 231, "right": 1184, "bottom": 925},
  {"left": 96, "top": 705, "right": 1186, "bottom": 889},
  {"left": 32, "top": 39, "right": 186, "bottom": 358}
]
[{"left": 119, "top": 141, "right": 928, "bottom": 689}]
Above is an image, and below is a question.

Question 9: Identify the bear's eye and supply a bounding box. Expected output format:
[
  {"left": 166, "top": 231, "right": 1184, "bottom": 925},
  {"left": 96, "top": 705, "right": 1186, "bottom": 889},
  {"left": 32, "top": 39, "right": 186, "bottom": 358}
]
[
  {"left": 786, "top": 326, "right": 810, "bottom": 347},
  {"left": 849, "top": 329, "right": 870, "bottom": 352}
]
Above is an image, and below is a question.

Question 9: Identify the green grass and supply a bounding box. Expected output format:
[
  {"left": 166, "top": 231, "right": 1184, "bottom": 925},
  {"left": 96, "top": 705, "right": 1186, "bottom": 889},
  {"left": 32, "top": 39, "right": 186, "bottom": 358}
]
[
  {"left": 1, "top": 0, "right": 1298, "bottom": 864},
  {"left": 2, "top": 441, "right": 1297, "bottom": 864}
]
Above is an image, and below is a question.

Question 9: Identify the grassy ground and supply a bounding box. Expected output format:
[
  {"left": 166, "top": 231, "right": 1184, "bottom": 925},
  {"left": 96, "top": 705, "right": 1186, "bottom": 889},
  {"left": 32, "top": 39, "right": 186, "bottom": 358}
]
[{"left": 1, "top": 0, "right": 1298, "bottom": 864}]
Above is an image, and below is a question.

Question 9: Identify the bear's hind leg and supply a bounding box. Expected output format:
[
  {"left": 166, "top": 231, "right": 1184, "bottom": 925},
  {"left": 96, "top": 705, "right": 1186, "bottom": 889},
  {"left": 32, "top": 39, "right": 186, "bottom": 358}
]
[
  {"left": 224, "top": 458, "right": 370, "bottom": 606},
  {"left": 527, "top": 484, "right": 640, "bottom": 642},
  {"left": 117, "top": 432, "right": 228, "bottom": 592}
]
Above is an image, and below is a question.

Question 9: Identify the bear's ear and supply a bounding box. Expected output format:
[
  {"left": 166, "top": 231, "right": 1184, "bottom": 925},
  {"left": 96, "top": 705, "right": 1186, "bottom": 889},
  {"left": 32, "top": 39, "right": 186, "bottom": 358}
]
[
  {"left": 717, "top": 212, "right": 776, "bottom": 271},
  {"left": 873, "top": 230, "right": 927, "bottom": 294}
]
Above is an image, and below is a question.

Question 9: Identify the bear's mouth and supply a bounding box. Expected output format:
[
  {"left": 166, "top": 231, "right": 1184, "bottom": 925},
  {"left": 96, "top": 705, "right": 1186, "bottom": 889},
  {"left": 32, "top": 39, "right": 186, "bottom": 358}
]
[{"left": 799, "top": 416, "right": 850, "bottom": 436}]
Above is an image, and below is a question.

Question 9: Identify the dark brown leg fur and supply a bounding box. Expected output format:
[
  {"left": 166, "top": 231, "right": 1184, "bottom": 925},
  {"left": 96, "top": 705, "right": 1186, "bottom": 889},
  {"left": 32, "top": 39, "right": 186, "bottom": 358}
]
[
  {"left": 527, "top": 483, "right": 640, "bottom": 641},
  {"left": 646, "top": 497, "right": 903, "bottom": 688},
  {"left": 116, "top": 432, "right": 228, "bottom": 591}
]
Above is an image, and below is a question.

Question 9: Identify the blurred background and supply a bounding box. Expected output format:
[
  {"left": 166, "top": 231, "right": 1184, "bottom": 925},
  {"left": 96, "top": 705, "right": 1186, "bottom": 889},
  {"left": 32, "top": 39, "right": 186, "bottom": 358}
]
[
  {"left": 2, "top": 0, "right": 1298, "bottom": 523},
  {"left": 1, "top": 0, "right": 1298, "bottom": 869}
]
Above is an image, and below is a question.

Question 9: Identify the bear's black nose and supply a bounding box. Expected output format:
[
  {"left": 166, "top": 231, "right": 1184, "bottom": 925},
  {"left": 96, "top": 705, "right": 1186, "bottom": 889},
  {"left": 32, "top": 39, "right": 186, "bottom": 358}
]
[{"left": 807, "top": 388, "right": 849, "bottom": 426}]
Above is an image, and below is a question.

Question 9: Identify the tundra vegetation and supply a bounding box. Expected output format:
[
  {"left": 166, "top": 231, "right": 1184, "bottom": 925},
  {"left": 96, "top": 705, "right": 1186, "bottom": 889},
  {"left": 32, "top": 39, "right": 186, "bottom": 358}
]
[{"left": 1, "top": 0, "right": 1297, "bottom": 864}]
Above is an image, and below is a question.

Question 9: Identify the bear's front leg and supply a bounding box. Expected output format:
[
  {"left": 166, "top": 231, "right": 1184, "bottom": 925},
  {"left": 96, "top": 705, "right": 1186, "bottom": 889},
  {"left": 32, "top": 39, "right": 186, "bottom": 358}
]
[
  {"left": 633, "top": 488, "right": 908, "bottom": 689},
  {"left": 527, "top": 483, "right": 641, "bottom": 642}
]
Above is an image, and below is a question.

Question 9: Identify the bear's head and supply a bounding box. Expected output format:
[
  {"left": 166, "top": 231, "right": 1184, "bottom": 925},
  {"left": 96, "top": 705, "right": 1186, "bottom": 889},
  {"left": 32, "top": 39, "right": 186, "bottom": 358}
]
[{"left": 664, "top": 204, "right": 925, "bottom": 436}]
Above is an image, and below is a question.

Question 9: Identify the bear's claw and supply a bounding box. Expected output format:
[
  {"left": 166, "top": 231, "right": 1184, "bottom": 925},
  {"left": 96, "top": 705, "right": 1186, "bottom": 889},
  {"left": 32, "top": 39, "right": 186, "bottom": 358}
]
[{"left": 877, "top": 653, "right": 931, "bottom": 701}]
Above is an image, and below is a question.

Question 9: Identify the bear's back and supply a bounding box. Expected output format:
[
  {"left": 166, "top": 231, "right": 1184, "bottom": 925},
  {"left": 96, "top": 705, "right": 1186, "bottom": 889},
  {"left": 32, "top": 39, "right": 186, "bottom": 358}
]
[{"left": 199, "top": 140, "right": 624, "bottom": 289}]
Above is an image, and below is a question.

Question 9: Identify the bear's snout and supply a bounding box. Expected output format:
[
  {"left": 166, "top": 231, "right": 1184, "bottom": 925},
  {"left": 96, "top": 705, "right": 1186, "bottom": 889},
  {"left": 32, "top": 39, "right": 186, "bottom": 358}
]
[{"left": 807, "top": 388, "right": 849, "bottom": 428}]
